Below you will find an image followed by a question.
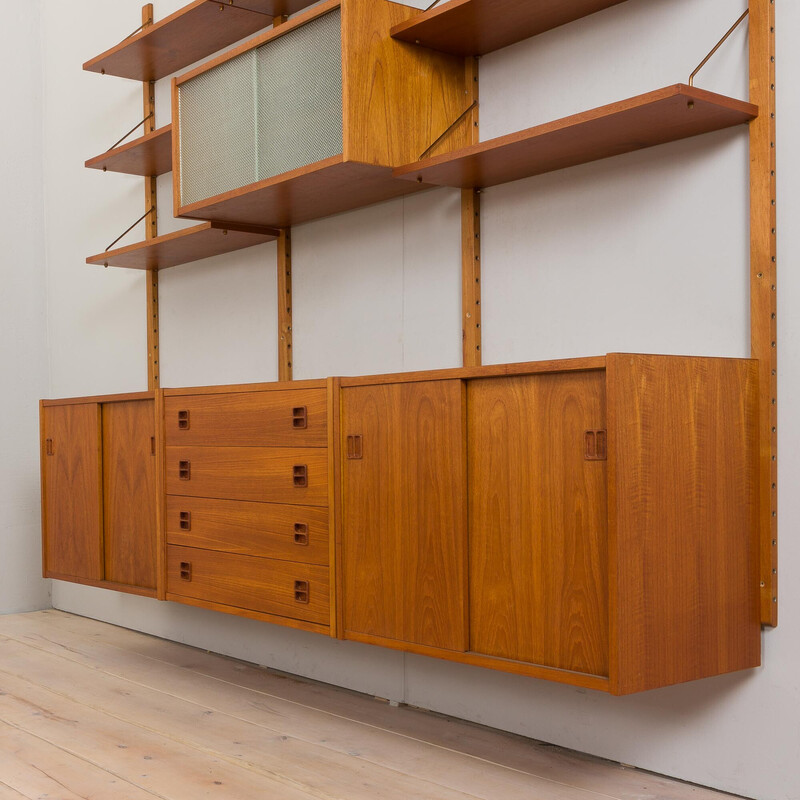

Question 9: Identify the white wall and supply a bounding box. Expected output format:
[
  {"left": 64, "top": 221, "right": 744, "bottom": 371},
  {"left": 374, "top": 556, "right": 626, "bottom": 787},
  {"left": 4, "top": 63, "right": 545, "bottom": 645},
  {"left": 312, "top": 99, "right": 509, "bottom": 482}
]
[
  {"left": 37, "top": 1, "right": 799, "bottom": 798},
  {"left": 0, "top": 1, "right": 51, "bottom": 614}
]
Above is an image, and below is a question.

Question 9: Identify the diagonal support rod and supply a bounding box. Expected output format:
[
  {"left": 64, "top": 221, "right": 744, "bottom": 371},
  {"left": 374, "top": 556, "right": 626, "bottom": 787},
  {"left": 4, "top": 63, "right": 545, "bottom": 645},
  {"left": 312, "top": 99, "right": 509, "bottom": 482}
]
[
  {"left": 419, "top": 101, "right": 478, "bottom": 161},
  {"left": 106, "top": 208, "right": 154, "bottom": 252},
  {"left": 689, "top": 8, "right": 749, "bottom": 87},
  {"left": 107, "top": 112, "right": 154, "bottom": 152},
  {"left": 205, "top": 0, "right": 275, "bottom": 17}
]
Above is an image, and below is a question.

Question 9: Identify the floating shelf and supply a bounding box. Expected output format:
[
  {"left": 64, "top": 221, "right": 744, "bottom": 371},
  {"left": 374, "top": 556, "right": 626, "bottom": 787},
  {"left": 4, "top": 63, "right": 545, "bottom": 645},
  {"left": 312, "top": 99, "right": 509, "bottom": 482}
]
[
  {"left": 177, "top": 156, "right": 428, "bottom": 229},
  {"left": 85, "top": 124, "right": 173, "bottom": 177},
  {"left": 83, "top": 0, "right": 317, "bottom": 81},
  {"left": 391, "top": 0, "right": 629, "bottom": 56},
  {"left": 393, "top": 85, "right": 758, "bottom": 189},
  {"left": 86, "top": 221, "right": 279, "bottom": 271}
]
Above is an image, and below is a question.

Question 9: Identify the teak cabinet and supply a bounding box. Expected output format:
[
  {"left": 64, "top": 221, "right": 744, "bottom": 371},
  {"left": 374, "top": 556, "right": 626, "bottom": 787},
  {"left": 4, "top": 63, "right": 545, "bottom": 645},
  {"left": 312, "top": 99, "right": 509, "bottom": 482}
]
[
  {"left": 40, "top": 355, "right": 761, "bottom": 693},
  {"left": 40, "top": 394, "right": 157, "bottom": 595}
]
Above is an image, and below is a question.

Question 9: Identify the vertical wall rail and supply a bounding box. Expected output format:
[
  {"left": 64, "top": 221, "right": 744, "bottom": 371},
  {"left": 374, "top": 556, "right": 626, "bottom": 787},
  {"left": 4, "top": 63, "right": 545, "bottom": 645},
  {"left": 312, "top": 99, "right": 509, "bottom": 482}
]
[
  {"left": 142, "top": 3, "right": 160, "bottom": 391},
  {"left": 750, "top": 0, "right": 777, "bottom": 626},
  {"left": 278, "top": 228, "right": 293, "bottom": 381},
  {"left": 461, "top": 57, "right": 481, "bottom": 367}
]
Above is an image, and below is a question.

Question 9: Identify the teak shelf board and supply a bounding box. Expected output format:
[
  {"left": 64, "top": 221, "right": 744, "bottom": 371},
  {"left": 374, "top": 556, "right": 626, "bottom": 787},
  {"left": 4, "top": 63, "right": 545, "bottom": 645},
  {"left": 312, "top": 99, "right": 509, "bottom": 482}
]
[
  {"left": 83, "top": 0, "right": 317, "bottom": 82},
  {"left": 394, "top": 85, "right": 758, "bottom": 189},
  {"left": 86, "top": 221, "right": 280, "bottom": 271},
  {"left": 391, "top": 0, "right": 629, "bottom": 57},
  {"left": 85, "top": 124, "right": 173, "bottom": 177},
  {"left": 177, "top": 157, "right": 429, "bottom": 228}
]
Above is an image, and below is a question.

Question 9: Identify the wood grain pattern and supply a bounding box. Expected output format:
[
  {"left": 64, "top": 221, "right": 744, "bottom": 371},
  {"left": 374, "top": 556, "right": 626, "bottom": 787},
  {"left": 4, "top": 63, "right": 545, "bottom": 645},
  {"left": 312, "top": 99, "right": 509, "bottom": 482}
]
[
  {"left": 42, "top": 391, "right": 154, "bottom": 407},
  {"left": 461, "top": 188, "right": 481, "bottom": 366},
  {"left": 390, "top": 0, "right": 629, "bottom": 57},
  {"left": 327, "top": 377, "right": 341, "bottom": 636},
  {"left": 393, "top": 85, "right": 758, "bottom": 189},
  {"left": 749, "top": 0, "right": 778, "bottom": 626},
  {"left": 166, "top": 497, "right": 329, "bottom": 565},
  {"left": 83, "top": 0, "right": 317, "bottom": 81},
  {"left": 341, "top": 0, "right": 469, "bottom": 165},
  {"left": 155, "top": 390, "right": 168, "bottom": 600},
  {"left": 166, "top": 446, "right": 328, "bottom": 506},
  {"left": 86, "top": 221, "right": 280, "bottom": 271},
  {"left": 85, "top": 124, "right": 172, "bottom": 176},
  {"left": 468, "top": 373, "right": 609, "bottom": 677},
  {"left": 164, "top": 389, "right": 327, "bottom": 448},
  {"left": 41, "top": 404, "right": 104, "bottom": 581},
  {"left": 102, "top": 400, "right": 157, "bottom": 589},
  {"left": 341, "top": 380, "right": 468, "bottom": 652},
  {"left": 164, "top": 379, "right": 326, "bottom": 396},
  {"left": 177, "top": 157, "right": 427, "bottom": 229},
  {"left": 606, "top": 354, "right": 761, "bottom": 695},
  {"left": 167, "top": 545, "right": 330, "bottom": 626}
]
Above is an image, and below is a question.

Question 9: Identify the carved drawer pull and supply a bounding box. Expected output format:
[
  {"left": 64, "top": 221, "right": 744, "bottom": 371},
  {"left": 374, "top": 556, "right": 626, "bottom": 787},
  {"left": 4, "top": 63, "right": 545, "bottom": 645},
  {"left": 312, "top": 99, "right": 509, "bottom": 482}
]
[
  {"left": 179, "top": 561, "right": 192, "bottom": 581},
  {"left": 346, "top": 435, "right": 363, "bottom": 459},
  {"left": 179, "top": 460, "right": 191, "bottom": 480},
  {"left": 45, "top": 438, "right": 54, "bottom": 456},
  {"left": 585, "top": 430, "right": 607, "bottom": 461},
  {"left": 292, "top": 406, "right": 308, "bottom": 429},
  {"left": 293, "top": 465, "right": 308, "bottom": 487},
  {"left": 178, "top": 410, "right": 190, "bottom": 429},
  {"left": 293, "top": 523, "right": 309, "bottom": 545},
  {"left": 179, "top": 511, "right": 191, "bottom": 531},
  {"left": 294, "top": 580, "right": 309, "bottom": 604}
]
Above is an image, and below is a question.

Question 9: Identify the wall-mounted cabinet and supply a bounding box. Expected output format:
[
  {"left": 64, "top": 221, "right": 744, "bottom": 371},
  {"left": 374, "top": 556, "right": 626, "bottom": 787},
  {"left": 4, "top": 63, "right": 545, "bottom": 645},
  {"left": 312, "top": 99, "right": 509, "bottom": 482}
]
[
  {"left": 40, "top": 394, "right": 157, "bottom": 596},
  {"left": 172, "top": 0, "right": 472, "bottom": 228}
]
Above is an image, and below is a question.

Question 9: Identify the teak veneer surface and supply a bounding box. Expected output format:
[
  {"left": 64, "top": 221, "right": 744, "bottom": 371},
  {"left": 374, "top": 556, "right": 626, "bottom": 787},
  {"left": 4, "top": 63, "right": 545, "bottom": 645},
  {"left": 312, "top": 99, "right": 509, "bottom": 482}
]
[
  {"left": 83, "top": 0, "right": 316, "bottom": 81},
  {"left": 86, "top": 222, "right": 279, "bottom": 271},
  {"left": 164, "top": 389, "right": 327, "bottom": 448},
  {"left": 102, "top": 400, "right": 157, "bottom": 589},
  {"left": 85, "top": 124, "right": 173, "bottom": 177},
  {"left": 341, "top": 380, "right": 468, "bottom": 652},
  {"left": 391, "top": 0, "right": 629, "bottom": 57},
  {"left": 166, "top": 445, "right": 329, "bottom": 506},
  {"left": 394, "top": 85, "right": 758, "bottom": 189},
  {"left": 166, "top": 496, "right": 330, "bottom": 565}
]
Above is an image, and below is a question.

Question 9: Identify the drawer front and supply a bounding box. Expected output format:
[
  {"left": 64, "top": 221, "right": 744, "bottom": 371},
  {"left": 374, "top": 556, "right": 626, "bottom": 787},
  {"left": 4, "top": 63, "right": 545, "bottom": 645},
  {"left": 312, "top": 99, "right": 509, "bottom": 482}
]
[
  {"left": 165, "top": 390, "right": 327, "bottom": 448},
  {"left": 166, "top": 497, "right": 329, "bottom": 565},
  {"left": 167, "top": 545, "right": 329, "bottom": 625},
  {"left": 166, "top": 446, "right": 328, "bottom": 506}
]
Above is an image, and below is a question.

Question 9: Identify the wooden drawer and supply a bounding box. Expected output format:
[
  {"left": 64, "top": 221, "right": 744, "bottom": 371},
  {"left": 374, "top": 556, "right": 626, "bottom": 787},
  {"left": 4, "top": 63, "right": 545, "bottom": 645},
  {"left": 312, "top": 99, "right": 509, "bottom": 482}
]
[
  {"left": 165, "top": 446, "right": 328, "bottom": 506},
  {"left": 166, "top": 497, "right": 329, "bottom": 565},
  {"left": 167, "top": 545, "right": 329, "bottom": 626},
  {"left": 165, "top": 389, "right": 327, "bottom": 448}
]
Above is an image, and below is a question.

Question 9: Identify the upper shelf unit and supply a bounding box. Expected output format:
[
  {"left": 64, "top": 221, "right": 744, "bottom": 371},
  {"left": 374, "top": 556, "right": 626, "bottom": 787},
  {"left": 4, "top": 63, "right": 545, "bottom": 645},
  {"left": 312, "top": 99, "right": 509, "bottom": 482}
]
[
  {"left": 83, "top": 0, "right": 318, "bottom": 81},
  {"left": 393, "top": 85, "right": 758, "bottom": 189},
  {"left": 86, "top": 221, "right": 279, "bottom": 271},
  {"left": 85, "top": 124, "right": 173, "bottom": 177},
  {"left": 390, "top": 0, "right": 629, "bottom": 56}
]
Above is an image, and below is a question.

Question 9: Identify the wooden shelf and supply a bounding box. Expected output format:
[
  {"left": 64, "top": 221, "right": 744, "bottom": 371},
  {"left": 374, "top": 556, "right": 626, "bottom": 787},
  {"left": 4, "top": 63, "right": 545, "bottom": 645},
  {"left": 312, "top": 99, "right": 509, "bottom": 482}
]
[
  {"left": 86, "top": 221, "right": 279, "bottom": 271},
  {"left": 393, "top": 85, "right": 758, "bottom": 189},
  {"left": 83, "top": 0, "right": 317, "bottom": 81},
  {"left": 85, "top": 124, "right": 172, "bottom": 177},
  {"left": 391, "top": 0, "right": 629, "bottom": 57},
  {"left": 178, "top": 156, "right": 427, "bottom": 229}
]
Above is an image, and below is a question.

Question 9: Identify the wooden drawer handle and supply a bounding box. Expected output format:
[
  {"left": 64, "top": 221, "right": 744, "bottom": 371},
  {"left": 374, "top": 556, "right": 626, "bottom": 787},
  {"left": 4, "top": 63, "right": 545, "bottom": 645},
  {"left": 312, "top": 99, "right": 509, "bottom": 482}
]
[
  {"left": 45, "top": 438, "right": 54, "bottom": 456},
  {"left": 178, "top": 410, "right": 190, "bottom": 430},
  {"left": 179, "top": 460, "right": 191, "bottom": 480},
  {"left": 294, "top": 580, "right": 309, "bottom": 604},
  {"left": 293, "top": 523, "right": 309, "bottom": 545},
  {"left": 584, "top": 430, "right": 607, "bottom": 461},
  {"left": 293, "top": 465, "right": 308, "bottom": 488},
  {"left": 346, "top": 435, "right": 362, "bottom": 459},
  {"left": 179, "top": 561, "right": 192, "bottom": 581},
  {"left": 292, "top": 406, "right": 308, "bottom": 429},
  {"left": 179, "top": 511, "right": 192, "bottom": 531}
]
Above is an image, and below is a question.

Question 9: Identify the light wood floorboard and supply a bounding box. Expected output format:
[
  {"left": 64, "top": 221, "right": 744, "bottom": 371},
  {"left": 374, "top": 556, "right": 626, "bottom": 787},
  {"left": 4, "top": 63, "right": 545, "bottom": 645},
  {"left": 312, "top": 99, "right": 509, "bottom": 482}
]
[{"left": 0, "top": 611, "right": 746, "bottom": 800}]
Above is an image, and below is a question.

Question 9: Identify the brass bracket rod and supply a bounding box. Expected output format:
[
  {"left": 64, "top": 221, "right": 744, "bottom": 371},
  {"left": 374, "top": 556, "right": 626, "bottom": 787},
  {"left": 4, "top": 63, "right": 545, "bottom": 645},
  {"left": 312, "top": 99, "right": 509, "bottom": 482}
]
[
  {"left": 107, "top": 112, "right": 154, "bottom": 152},
  {"left": 689, "top": 8, "right": 749, "bottom": 87},
  {"left": 419, "top": 101, "right": 478, "bottom": 161},
  {"left": 106, "top": 207, "right": 154, "bottom": 252},
  {"left": 425, "top": 0, "right": 444, "bottom": 11},
  {"left": 205, "top": 0, "right": 275, "bottom": 17},
  {"left": 123, "top": 20, "right": 148, "bottom": 41}
]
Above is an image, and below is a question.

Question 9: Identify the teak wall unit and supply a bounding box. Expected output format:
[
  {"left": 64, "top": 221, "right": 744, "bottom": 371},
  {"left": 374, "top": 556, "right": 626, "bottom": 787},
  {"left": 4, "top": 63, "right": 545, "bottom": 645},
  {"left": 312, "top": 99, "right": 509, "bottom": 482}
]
[
  {"left": 40, "top": 354, "right": 761, "bottom": 695},
  {"left": 56, "top": 0, "right": 776, "bottom": 695}
]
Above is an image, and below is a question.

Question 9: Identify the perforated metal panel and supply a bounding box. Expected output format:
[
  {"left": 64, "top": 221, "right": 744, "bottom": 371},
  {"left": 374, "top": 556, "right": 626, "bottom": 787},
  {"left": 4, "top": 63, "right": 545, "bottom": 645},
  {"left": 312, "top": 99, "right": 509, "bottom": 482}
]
[{"left": 178, "top": 9, "right": 343, "bottom": 207}]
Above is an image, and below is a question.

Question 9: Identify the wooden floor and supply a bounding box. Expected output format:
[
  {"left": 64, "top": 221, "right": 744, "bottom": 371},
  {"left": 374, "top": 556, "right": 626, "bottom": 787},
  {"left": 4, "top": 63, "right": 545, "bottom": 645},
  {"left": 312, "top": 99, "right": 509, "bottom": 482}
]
[{"left": 0, "top": 611, "right": 744, "bottom": 800}]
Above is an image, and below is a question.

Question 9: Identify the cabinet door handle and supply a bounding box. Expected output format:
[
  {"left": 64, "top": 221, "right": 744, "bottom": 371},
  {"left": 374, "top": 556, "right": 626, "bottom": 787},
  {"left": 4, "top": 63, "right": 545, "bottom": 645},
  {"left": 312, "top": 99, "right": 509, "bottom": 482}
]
[
  {"left": 45, "top": 438, "right": 54, "bottom": 456},
  {"left": 293, "top": 523, "right": 309, "bottom": 545},
  {"left": 178, "top": 410, "right": 190, "bottom": 430},
  {"left": 179, "top": 460, "right": 191, "bottom": 480},
  {"left": 293, "top": 465, "right": 308, "bottom": 487},
  {"left": 294, "top": 580, "right": 309, "bottom": 603},
  {"left": 151, "top": 436, "right": 156, "bottom": 455},
  {"left": 346, "top": 435, "right": 363, "bottom": 459},
  {"left": 179, "top": 561, "right": 192, "bottom": 581},
  {"left": 292, "top": 406, "right": 308, "bottom": 429},
  {"left": 584, "top": 430, "right": 608, "bottom": 461},
  {"left": 179, "top": 511, "right": 192, "bottom": 531}
]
